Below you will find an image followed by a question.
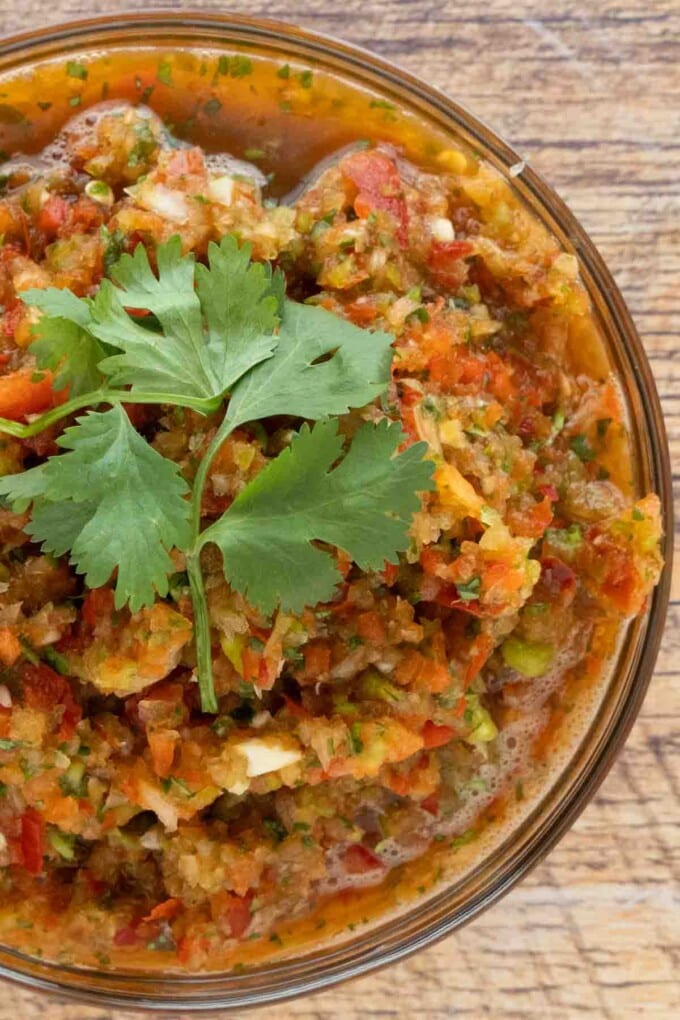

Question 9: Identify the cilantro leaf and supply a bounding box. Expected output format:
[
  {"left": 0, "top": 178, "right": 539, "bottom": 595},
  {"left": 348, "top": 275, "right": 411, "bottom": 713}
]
[
  {"left": 94, "top": 235, "right": 280, "bottom": 401},
  {"left": 225, "top": 301, "right": 393, "bottom": 429},
  {"left": 196, "top": 235, "right": 285, "bottom": 392},
  {"left": 200, "top": 419, "right": 434, "bottom": 614},
  {"left": 0, "top": 405, "right": 191, "bottom": 611},
  {"left": 31, "top": 318, "right": 107, "bottom": 397},
  {"left": 21, "top": 287, "right": 92, "bottom": 326},
  {"left": 20, "top": 288, "right": 108, "bottom": 397},
  {"left": 0, "top": 461, "right": 47, "bottom": 511}
]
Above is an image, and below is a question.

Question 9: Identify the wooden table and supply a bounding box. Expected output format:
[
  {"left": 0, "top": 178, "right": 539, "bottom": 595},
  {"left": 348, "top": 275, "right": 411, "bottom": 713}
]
[{"left": 0, "top": 1, "right": 677, "bottom": 1016}]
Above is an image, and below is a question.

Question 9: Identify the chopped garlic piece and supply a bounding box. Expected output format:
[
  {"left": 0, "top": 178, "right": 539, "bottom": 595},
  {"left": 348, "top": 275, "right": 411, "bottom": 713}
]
[
  {"left": 429, "top": 216, "right": 455, "bottom": 243},
  {"left": 236, "top": 738, "right": 303, "bottom": 778},
  {"left": 207, "top": 175, "right": 236, "bottom": 206}
]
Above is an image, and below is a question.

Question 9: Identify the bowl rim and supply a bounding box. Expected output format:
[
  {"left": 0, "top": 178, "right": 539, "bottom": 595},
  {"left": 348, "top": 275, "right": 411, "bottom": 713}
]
[{"left": 0, "top": 9, "right": 673, "bottom": 1012}]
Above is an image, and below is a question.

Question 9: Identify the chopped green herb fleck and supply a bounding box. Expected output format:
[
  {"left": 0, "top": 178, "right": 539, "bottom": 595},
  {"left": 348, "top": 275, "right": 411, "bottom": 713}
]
[
  {"left": 569, "top": 434, "right": 596, "bottom": 462},
  {"left": 348, "top": 722, "right": 364, "bottom": 755},
  {"left": 157, "top": 60, "right": 173, "bottom": 86},
  {"left": 66, "top": 61, "right": 88, "bottom": 80},
  {"left": 456, "top": 576, "right": 481, "bottom": 602}
]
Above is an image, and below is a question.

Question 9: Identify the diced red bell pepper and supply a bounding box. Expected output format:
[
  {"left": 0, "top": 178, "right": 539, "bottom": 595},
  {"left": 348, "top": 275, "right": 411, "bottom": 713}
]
[
  {"left": 20, "top": 807, "right": 45, "bottom": 876},
  {"left": 422, "top": 721, "right": 456, "bottom": 749},
  {"left": 421, "top": 792, "right": 440, "bottom": 816}
]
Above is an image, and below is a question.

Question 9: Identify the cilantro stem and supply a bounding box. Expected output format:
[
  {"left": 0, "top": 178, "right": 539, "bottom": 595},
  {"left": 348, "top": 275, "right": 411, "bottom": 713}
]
[
  {"left": 186, "top": 415, "right": 236, "bottom": 713},
  {"left": 189, "top": 415, "right": 236, "bottom": 540},
  {"left": 0, "top": 389, "right": 112, "bottom": 438},
  {"left": 0, "top": 390, "right": 219, "bottom": 439},
  {"left": 186, "top": 551, "right": 218, "bottom": 714}
]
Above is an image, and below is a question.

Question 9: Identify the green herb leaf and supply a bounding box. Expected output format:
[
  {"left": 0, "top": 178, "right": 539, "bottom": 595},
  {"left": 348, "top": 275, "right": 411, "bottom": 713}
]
[
  {"left": 20, "top": 289, "right": 108, "bottom": 397},
  {"left": 93, "top": 236, "right": 281, "bottom": 403},
  {"left": 66, "top": 61, "right": 88, "bottom": 80},
  {"left": 157, "top": 60, "right": 173, "bottom": 86},
  {"left": 0, "top": 405, "right": 191, "bottom": 611},
  {"left": 226, "top": 301, "right": 393, "bottom": 429},
  {"left": 569, "top": 434, "right": 596, "bottom": 463},
  {"left": 200, "top": 419, "right": 433, "bottom": 614},
  {"left": 455, "top": 576, "right": 481, "bottom": 602}
]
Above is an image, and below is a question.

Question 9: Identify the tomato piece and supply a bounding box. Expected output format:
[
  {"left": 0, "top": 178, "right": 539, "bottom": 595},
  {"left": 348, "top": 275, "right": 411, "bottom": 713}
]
[
  {"left": 341, "top": 150, "right": 408, "bottom": 246},
  {"left": 382, "top": 561, "right": 399, "bottom": 586},
  {"left": 36, "top": 195, "right": 69, "bottom": 236},
  {"left": 421, "top": 792, "right": 440, "bottom": 816},
  {"left": 282, "top": 695, "right": 310, "bottom": 719},
  {"left": 420, "top": 546, "right": 446, "bottom": 576},
  {"left": 81, "top": 587, "right": 115, "bottom": 629},
  {"left": 211, "top": 890, "right": 254, "bottom": 939},
  {"left": 342, "top": 844, "right": 383, "bottom": 875},
  {"left": 302, "top": 640, "right": 332, "bottom": 678},
  {"left": 597, "top": 543, "right": 640, "bottom": 615},
  {"left": 0, "top": 368, "right": 59, "bottom": 421},
  {"left": 356, "top": 611, "right": 387, "bottom": 645},
  {"left": 20, "top": 808, "right": 45, "bottom": 876},
  {"left": 422, "top": 721, "right": 455, "bottom": 749},
  {"left": 21, "top": 662, "right": 82, "bottom": 739},
  {"left": 428, "top": 239, "right": 474, "bottom": 289}
]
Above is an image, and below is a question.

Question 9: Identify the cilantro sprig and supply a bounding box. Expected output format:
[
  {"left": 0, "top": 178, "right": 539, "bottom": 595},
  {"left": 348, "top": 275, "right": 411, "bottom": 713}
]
[{"left": 0, "top": 236, "right": 433, "bottom": 711}]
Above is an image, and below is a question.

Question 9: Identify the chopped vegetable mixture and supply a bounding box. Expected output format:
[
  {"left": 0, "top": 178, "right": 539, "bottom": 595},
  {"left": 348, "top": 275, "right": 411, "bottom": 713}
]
[{"left": 0, "top": 64, "right": 663, "bottom": 971}]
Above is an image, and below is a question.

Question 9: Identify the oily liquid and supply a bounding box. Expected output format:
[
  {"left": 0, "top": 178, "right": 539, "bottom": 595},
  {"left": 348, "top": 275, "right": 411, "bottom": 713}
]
[{"left": 0, "top": 46, "right": 631, "bottom": 972}]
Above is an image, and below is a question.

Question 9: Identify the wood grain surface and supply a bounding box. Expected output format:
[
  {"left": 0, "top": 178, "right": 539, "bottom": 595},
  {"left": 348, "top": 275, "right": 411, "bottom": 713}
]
[{"left": 0, "top": 1, "right": 677, "bottom": 1016}]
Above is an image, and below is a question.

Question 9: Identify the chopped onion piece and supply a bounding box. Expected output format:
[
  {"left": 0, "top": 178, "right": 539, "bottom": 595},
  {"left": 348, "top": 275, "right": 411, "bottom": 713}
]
[
  {"left": 429, "top": 216, "right": 455, "bottom": 242},
  {"left": 236, "top": 738, "right": 303, "bottom": 778},
  {"left": 207, "top": 175, "right": 236, "bottom": 206}
]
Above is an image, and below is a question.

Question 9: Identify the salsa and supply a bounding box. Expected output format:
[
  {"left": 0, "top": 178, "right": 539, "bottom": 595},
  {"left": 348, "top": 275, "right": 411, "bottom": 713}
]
[{"left": 0, "top": 49, "right": 663, "bottom": 972}]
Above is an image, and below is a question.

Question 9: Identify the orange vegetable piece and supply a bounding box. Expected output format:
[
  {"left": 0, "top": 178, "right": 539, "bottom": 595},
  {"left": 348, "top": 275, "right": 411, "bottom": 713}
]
[
  {"left": 0, "top": 627, "right": 21, "bottom": 666},
  {"left": 0, "top": 368, "right": 60, "bottom": 421},
  {"left": 356, "top": 611, "right": 387, "bottom": 645},
  {"left": 148, "top": 729, "right": 179, "bottom": 779}
]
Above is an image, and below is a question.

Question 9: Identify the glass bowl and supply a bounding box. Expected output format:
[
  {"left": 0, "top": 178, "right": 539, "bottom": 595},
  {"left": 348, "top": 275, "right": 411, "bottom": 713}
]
[{"left": 0, "top": 11, "right": 672, "bottom": 1012}]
